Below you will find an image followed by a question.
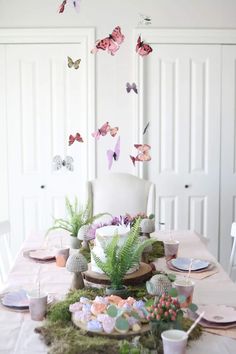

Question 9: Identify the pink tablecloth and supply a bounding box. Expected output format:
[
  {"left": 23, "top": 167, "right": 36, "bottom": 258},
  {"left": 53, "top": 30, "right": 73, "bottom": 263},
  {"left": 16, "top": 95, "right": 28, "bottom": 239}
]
[{"left": 0, "top": 231, "right": 236, "bottom": 354}]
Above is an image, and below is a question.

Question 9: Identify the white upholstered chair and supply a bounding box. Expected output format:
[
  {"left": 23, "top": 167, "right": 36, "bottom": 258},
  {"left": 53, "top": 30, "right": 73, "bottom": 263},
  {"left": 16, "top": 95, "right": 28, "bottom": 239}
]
[
  {"left": 228, "top": 222, "right": 236, "bottom": 277},
  {"left": 0, "top": 220, "right": 13, "bottom": 283},
  {"left": 86, "top": 173, "right": 155, "bottom": 217}
]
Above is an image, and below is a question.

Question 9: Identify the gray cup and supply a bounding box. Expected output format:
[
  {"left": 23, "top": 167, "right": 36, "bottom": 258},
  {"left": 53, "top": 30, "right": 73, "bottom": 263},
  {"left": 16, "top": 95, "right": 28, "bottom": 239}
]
[
  {"left": 164, "top": 240, "right": 179, "bottom": 260},
  {"left": 28, "top": 291, "right": 48, "bottom": 321}
]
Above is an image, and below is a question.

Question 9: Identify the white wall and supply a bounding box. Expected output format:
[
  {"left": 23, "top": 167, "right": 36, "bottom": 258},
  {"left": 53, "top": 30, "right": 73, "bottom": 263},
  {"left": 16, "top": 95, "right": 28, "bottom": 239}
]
[{"left": 0, "top": 0, "right": 236, "bottom": 221}]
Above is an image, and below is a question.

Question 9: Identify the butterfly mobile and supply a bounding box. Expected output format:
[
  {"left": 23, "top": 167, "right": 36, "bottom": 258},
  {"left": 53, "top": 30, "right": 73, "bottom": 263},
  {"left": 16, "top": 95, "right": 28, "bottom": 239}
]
[
  {"left": 59, "top": 0, "right": 80, "bottom": 13},
  {"left": 52, "top": 155, "right": 74, "bottom": 171},
  {"left": 136, "top": 35, "right": 153, "bottom": 57},
  {"left": 126, "top": 82, "right": 138, "bottom": 94},
  {"left": 68, "top": 133, "right": 84, "bottom": 146},
  {"left": 138, "top": 13, "right": 152, "bottom": 26},
  {"left": 130, "top": 144, "right": 151, "bottom": 166},
  {"left": 92, "top": 122, "right": 119, "bottom": 140},
  {"left": 143, "top": 122, "right": 150, "bottom": 135},
  {"left": 91, "top": 26, "right": 125, "bottom": 56},
  {"left": 107, "top": 136, "right": 120, "bottom": 170},
  {"left": 67, "top": 56, "right": 81, "bottom": 69}
]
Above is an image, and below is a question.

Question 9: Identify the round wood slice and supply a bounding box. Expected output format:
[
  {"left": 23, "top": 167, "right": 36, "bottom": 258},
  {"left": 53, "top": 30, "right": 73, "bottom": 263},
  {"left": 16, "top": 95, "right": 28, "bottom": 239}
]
[
  {"left": 83, "top": 262, "right": 152, "bottom": 285},
  {"left": 72, "top": 313, "right": 151, "bottom": 338}
]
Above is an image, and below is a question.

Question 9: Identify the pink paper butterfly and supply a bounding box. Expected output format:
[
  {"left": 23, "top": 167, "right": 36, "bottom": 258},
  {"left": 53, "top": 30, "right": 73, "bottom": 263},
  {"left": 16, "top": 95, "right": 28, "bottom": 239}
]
[
  {"left": 92, "top": 122, "right": 119, "bottom": 140},
  {"left": 130, "top": 144, "right": 151, "bottom": 166},
  {"left": 126, "top": 82, "right": 138, "bottom": 94},
  {"left": 68, "top": 133, "right": 84, "bottom": 146},
  {"left": 107, "top": 136, "right": 120, "bottom": 170},
  {"left": 59, "top": 0, "right": 80, "bottom": 14},
  {"left": 136, "top": 36, "right": 153, "bottom": 56},
  {"left": 91, "top": 26, "right": 125, "bottom": 56},
  {"left": 59, "top": 0, "right": 67, "bottom": 13}
]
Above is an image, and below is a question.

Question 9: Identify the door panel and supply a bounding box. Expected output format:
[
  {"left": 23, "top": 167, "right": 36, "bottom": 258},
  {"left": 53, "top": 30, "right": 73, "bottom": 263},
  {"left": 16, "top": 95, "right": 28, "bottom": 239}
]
[
  {"left": 5, "top": 43, "right": 94, "bottom": 256},
  {"left": 138, "top": 44, "right": 221, "bottom": 257},
  {"left": 220, "top": 45, "right": 236, "bottom": 273}
]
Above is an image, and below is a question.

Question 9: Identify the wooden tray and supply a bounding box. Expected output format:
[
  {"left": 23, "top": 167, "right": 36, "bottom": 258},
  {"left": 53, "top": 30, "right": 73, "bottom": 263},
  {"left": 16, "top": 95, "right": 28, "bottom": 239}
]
[
  {"left": 83, "top": 262, "right": 152, "bottom": 286},
  {"left": 72, "top": 313, "right": 151, "bottom": 338}
]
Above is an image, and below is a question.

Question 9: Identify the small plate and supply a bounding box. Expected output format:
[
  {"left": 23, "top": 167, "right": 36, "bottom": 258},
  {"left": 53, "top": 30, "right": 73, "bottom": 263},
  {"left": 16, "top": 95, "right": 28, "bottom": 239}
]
[
  {"left": 2, "top": 289, "right": 29, "bottom": 308},
  {"left": 171, "top": 258, "right": 209, "bottom": 271},
  {"left": 188, "top": 310, "right": 236, "bottom": 329},
  {"left": 23, "top": 249, "right": 55, "bottom": 263},
  {"left": 167, "top": 260, "right": 215, "bottom": 273},
  {"left": 29, "top": 249, "right": 55, "bottom": 261},
  {"left": 197, "top": 304, "right": 236, "bottom": 323}
]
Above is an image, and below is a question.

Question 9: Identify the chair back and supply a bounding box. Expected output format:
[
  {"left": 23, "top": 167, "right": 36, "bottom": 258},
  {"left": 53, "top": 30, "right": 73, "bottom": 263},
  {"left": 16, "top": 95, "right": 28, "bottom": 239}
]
[
  {"left": 87, "top": 173, "right": 155, "bottom": 217},
  {"left": 228, "top": 222, "right": 236, "bottom": 277},
  {"left": 0, "top": 221, "right": 13, "bottom": 283}
]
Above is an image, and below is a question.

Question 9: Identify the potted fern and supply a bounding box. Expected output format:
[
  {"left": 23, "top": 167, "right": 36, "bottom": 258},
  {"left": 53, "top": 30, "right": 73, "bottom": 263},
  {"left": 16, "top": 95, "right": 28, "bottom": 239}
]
[
  {"left": 47, "top": 197, "right": 106, "bottom": 249},
  {"left": 92, "top": 219, "right": 155, "bottom": 296}
]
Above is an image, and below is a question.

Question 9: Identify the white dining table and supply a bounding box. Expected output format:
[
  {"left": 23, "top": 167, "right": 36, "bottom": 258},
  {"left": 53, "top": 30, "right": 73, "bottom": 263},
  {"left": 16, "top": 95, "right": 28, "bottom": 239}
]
[{"left": 0, "top": 231, "right": 236, "bottom": 354}]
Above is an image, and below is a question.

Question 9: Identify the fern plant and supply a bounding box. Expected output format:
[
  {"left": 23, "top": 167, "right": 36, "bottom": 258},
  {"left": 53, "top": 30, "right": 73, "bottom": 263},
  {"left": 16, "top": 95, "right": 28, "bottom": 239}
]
[
  {"left": 47, "top": 197, "right": 106, "bottom": 237},
  {"left": 92, "top": 219, "right": 155, "bottom": 290}
]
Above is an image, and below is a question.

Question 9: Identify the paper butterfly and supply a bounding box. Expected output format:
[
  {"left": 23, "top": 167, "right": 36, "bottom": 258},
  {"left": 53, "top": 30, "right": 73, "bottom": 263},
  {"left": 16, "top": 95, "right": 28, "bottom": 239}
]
[
  {"left": 126, "top": 82, "right": 138, "bottom": 94},
  {"left": 136, "top": 36, "right": 153, "bottom": 57},
  {"left": 143, "top": 122, "right": 150, "bottom": 135},
  {"left": 107, "top": 136, "right": 120, "bottom": 170},
  {"left": 59, "top": 0, "right": 80, "bottom": 13},
  {"left": 59, "top": 0, "right": 67, "bottom": 13},
  {"left": 138, "top": 13, "right": 152, "bottom": 26},
  {"left": 91, "top": 26, "right": 125, "bottom": 56},
  {"left": 71, "top": 0, "right": 80, "bottom": 12},
  {"left": 92, "top": 122, "right": 119, "bottom": 140},
  {"left": 67, "top": 57, "right": 81, "bottom": 69},
  {"left": 52, "top": 155, "right": 74, "bottom": 171},
  {"left": 130, "top": 144, "right": 151, "bottom": 166},
  {"left": 68, "top": 133, "right": 84, "bottom": 146}
]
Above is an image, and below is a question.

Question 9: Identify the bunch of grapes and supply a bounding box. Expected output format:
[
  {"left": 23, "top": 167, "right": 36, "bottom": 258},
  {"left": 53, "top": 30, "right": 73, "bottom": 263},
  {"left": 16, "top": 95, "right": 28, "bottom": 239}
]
[{"left": 146, "top": 294, "right": 181, "bottom": 322}]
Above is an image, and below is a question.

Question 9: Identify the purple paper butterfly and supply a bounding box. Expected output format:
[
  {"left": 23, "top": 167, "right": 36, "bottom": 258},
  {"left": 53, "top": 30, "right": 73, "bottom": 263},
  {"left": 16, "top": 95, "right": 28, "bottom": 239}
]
[
  {"left": 107, "top": 136, "right": 120, "bottom": 170},
  {"left": 126, "top": 82, "right": 138, "bottom": 94}
]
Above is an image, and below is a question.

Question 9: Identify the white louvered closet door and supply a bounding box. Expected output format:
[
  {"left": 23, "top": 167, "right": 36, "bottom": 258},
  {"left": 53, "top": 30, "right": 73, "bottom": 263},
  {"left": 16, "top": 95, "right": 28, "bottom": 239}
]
[
  {"left": 5, "top": 42, "right": 94, "bottom": 256},
  {"left": 139, "top": 44, "right": 221, "bottom": 257}
]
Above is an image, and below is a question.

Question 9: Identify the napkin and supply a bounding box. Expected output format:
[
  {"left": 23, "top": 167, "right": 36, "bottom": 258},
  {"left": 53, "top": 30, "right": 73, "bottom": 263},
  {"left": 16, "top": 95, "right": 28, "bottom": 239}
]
[{"left": 203, "top": 327, "right": 236, "bottom": 339}]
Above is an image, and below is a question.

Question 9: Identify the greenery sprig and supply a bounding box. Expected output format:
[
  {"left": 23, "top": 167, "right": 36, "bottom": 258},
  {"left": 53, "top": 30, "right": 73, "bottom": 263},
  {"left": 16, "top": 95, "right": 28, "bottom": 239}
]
[{"left": 46, "top": 197, "right": 107, "bottom": 237}]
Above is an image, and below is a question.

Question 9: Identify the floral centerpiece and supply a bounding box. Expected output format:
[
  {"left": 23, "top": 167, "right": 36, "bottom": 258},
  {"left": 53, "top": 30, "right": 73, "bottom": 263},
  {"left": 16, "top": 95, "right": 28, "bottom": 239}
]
[{"left": 86, "top": 212, "right": 154, "bottom": 241}]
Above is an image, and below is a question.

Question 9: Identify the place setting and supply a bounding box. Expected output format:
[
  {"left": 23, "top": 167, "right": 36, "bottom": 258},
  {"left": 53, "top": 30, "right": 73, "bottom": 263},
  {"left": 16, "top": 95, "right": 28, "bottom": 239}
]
[
  {"left": 160, "top": 235, "right": 219, "bottom": 280},
  {"left": 22, "top": 236, "right": 71, "bottom": 267},
  {"left": 168, "top": 257, "right": 218, "bottom": 279},
  {"left": 23, "top": 249, "right": 56, "bottom": 263},
  {"left": 0, "top": 284, "right": 55, "bottom": 320},
  {"left": 188, "top": 304, "right": 236, "bottom": 339}
]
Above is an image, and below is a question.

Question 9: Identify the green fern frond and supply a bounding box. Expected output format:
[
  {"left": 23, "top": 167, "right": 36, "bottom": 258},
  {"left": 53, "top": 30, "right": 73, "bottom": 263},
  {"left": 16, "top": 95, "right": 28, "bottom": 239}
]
[
  {"left": 117, "top": 219, "right": 141, "bottom": 264},
  {"left": 47, "top": 196, "right": 108, "bottom": 237},
  {"left": 91, "top": 251, "right": 111, "bottom": 276}
]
